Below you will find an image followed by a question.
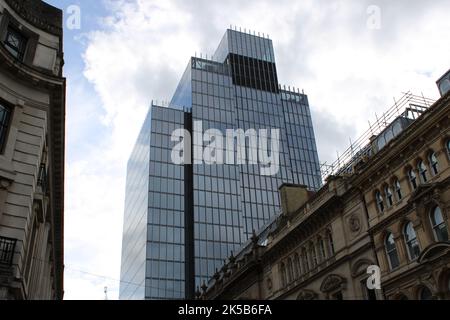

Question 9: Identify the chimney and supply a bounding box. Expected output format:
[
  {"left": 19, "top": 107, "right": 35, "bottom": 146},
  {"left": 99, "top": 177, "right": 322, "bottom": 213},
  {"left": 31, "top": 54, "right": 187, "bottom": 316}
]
[{"left": 279, "top": 184, "right": 310, "bottom": 219}]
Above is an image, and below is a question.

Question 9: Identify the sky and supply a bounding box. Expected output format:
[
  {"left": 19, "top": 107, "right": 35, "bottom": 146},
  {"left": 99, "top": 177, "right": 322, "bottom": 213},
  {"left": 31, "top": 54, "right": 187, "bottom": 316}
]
[{"left": 44, "top": 0, "right": 450, "bottom": 300}]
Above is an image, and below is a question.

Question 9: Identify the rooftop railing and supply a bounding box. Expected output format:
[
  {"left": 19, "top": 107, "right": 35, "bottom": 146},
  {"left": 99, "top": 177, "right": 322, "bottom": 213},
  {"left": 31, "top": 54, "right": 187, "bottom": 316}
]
[{"left": 320, "top": 92, "right": 435, "bottom": 182}]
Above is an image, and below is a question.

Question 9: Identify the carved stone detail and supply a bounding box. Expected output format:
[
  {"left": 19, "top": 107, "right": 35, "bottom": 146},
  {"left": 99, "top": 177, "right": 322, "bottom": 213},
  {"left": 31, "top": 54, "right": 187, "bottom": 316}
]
[
  {"left": 349, "top": 214, "right": 361, "bottom": 233},
  {"left": 320, "top": 274, "right": 346, "bottom": 293},
  {"left": 296, "top": 289, "right": 318, "bottom": 300},
  {"left": 4, "top": 0, "right": 62, "bottom": 35}
]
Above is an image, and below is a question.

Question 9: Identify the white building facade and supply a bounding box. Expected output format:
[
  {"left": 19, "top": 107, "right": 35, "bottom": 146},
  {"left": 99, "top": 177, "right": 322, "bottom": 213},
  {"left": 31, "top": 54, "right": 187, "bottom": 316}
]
[{"left": 0, "top": 0, "right": 65, "bottom": 300}]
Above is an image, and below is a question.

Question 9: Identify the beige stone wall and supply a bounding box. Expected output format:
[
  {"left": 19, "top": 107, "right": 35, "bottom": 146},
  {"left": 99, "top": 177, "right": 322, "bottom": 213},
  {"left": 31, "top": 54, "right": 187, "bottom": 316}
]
[
  {"left": 361, "top": 97, "right": 450, "bottom": 300},
  {"left": 0, "top": 0, "right": 63, "bottom": 300},
  {"left": 0, "top": 71, "right": 54, "bottom": 299},
  {"left": 266, "top": 188, "right": 378, "bottom": 300}
]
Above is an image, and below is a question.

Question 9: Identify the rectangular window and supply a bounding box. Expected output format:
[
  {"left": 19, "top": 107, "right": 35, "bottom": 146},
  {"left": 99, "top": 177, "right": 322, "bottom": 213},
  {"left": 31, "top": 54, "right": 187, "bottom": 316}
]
[
  {"left": 4, "top": 26, "right": 27, "bottom": 60},
  {"left": 0, "top": 102, "right": 11, "bottom": 153}
]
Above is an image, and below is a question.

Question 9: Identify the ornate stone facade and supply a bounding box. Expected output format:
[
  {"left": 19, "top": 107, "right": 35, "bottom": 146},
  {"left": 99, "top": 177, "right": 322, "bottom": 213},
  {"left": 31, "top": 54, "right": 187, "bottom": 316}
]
[
  {"left": 202, "top": 89, "right": 450, "bottom": 300},
  {"left": 0, "top": 0, "right": 65, "bottom": 300}
]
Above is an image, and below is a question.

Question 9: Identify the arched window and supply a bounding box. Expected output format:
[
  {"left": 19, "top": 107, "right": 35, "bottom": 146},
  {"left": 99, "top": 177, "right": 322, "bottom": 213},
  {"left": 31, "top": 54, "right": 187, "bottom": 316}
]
[
  {"left": 309, "top": 244, "right": 317, "bottom": 268},
  {"left": 301, "top": 248, "right": 309, "bottom": 272},
  {"left": 394, "top": 179, "right": 402, "bottom": 201},
  {"left": 419, "top": 287, "right": 433, "bottom": 300},
  {"left": 280, "top": 262, "right": 286, "bottom": 287},
  {"left": 385, "top": 186, "right": 394, "bottom": 207},
  {"left": 327, "top": 230, "right": 335, "bottom": 255},
  {"left": 404, "top": 222, "right": 420, "bottom": 260},
  {"left": 293, "top": 253, "right": 300, "bottom": 278},
  {"left": 395, "top": 294, "right": 409, "bottom": 300},
  {"left": 287, "top": 258, "right": 293, "bottom": 283},
  {"left": 385, "top": 233, "right": 400, "bottom": 270},
  {"left": 429, "top": 152, "right": 439, "bottom": 175},
  {"left": 408, "top": 169, "right": 417, "bottom": 190},
  {"left": 447, "top": 139, "right": 450, "bottom": 159},
  {"left": 375, "top": 191, "right": 384, "bottom": 213},
  {"left": 319, "top": 237, "right": 327, "bottom": 262},
  {"left": 418, "top": 160, "right": 428, "bottom": 183},
  {"left": 448, "top": 276, "right": 450, "bottom": 293},
  {"left": 430, "top": 207, "right": 449, "bottom": 242}
]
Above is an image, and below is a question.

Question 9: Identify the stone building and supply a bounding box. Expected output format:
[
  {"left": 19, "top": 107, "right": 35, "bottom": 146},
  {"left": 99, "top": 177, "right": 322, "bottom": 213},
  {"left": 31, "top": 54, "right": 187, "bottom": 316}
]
[
  {"left": 363, "top": 92, "right": 450, "bottom": 300},
  {"left": 201, "top": 86, "right": 450, "bottom": 300},
  {"left": 0, "top": 0, "right": 65, "bottom": 300}
]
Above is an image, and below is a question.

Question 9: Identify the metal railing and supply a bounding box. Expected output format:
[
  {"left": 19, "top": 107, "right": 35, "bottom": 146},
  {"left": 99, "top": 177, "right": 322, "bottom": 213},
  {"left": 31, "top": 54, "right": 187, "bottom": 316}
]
[
  {"left": 320, "top": 92, "right": 436, "bottom": 182},
  {"left": 0, "top": 236, "right": 17, "bottom": 266}
]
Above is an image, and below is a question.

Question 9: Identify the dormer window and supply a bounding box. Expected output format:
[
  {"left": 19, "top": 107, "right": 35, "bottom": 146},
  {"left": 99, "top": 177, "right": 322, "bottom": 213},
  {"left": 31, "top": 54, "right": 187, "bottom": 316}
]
[{"left": 4, "top": 26, "right": 27, "bottom": 61}]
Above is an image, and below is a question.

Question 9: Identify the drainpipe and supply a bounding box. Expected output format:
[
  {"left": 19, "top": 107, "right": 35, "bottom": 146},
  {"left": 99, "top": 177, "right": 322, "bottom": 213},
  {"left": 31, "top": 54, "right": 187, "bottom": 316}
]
[{"left": 359, "top": 188, "right": 386, "bottom": 300}]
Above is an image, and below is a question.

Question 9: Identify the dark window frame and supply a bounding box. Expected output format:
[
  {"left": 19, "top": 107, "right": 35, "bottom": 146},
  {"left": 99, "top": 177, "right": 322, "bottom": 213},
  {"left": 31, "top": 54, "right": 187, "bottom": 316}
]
[
  {"left": 385, "top": 232, "right": 400, "bottom": 270},
  {"left": 4, "top": 24, "right": 27, "bottom": 60},
  {"left": 394, "top": 179, "right": 402, "bottom": 201},
  {"left": 429, "top": 152, "right": 439, "bottom": 176},
  {"left": 327, "top": 230, "right": 335, "bottom": 256},
  {"left": 0, "top": 10, "right": 39, "bottom": 64},
  {"left": 447, "top": 139, "right": 450, "bottom": 160},
  {"left": 0, "top": 99, "right": 13, "bottom": 153},
  {"left": 375, "top": 191, "right": 384, "bottom": 213},
  {"left": 385, "top": 186, "right": 394, "bottom": 207},
  {"left": 404, "top": 221, "right": 420, "bottom": 261},
  {"left": 417, "top": 160, "right": 428, "bottom": 183},
  {"left": 408, "top": 169, "right": 418, "bottom": 190},
  {"left": 419, "top": 286, "right": 433, "bottom": 300},
  {"left": 430, "top": 207, "right": 449, "bottom": 242}
]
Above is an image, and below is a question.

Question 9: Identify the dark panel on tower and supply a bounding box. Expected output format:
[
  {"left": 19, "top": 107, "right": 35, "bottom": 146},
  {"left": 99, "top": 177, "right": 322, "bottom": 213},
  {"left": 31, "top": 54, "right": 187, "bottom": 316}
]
[{"left": 228, "top": 53, "right": 279, "bottom": 93}]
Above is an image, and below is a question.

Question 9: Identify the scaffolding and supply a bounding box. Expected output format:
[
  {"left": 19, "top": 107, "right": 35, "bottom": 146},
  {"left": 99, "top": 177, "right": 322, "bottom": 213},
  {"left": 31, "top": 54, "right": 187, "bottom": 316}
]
[{"left": 320, "top": 92, "right": 436, "bottom": 182}]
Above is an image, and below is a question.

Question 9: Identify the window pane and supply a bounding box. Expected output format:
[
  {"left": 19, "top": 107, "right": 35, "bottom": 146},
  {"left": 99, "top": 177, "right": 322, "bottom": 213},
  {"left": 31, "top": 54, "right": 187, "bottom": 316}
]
[
  {"left": 386, "top": 233, "right": 400, "bottom": 269},
  {"left": 420, "top": 287, "right": 433, "bottom": 300},
  {"left": 0, "top": 103, "right": 11, "bottom": 151},
  {"left": 4, "top": 27, "right": 27, "bottom": 60}
]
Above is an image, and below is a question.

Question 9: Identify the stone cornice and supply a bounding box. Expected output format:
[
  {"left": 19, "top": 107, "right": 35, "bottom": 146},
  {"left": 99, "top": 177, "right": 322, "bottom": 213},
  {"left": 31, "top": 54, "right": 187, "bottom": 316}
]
[
  {"left": 0, "top": 45, "right": 63, "bottom": 85},
  {"left": 4, "top": 0, "right": 63, "bottom": 36}
]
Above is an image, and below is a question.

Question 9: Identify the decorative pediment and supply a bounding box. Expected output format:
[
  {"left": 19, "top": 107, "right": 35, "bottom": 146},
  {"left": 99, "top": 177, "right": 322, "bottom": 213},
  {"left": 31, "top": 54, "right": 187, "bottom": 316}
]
[
  {"left": 320, "top": 274, "right": 346, "bottom": 293},
  {"left": 418, "top": 242, "right": 450, "bottom": 264},
  {"left": 351, "top": 259, "right": 375, "bottom": 277},
  {"left": 296, "top": 289, "right": 318, "bottom": 300}
]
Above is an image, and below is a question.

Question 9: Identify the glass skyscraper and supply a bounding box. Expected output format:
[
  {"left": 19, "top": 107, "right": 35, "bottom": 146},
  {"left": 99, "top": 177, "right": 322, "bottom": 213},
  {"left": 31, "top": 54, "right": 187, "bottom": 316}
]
[{"left": 119, "top": 29, "right": 322, "bottom": 300}]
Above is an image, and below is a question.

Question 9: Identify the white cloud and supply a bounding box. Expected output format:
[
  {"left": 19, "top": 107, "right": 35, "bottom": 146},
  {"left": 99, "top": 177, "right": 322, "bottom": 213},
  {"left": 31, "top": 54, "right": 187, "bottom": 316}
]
[{"left": 65, "top": 0, "right": 450, "bottom": 299}]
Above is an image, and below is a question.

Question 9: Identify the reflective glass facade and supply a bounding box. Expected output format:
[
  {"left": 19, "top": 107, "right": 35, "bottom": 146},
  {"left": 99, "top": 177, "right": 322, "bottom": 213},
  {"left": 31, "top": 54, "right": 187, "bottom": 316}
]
[
  {"left": 119, "top": 110, "right": 151, "bottom": 300},
  {"left": 120, "top": 29, "right": 321, "bottom": 299}
]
